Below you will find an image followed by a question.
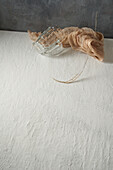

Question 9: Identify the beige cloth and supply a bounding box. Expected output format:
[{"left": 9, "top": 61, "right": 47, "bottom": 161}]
[{"left": 28, "top": 27, "right": 104, "bottom": 61}]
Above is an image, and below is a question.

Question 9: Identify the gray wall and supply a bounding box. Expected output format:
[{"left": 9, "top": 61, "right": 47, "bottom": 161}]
[{"left": 0, "top": 0, "right": 113, "bottom": 38}]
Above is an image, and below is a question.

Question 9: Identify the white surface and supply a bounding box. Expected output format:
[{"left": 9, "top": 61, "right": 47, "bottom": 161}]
[{"left": 0, "top": 31, "right": 113, "bottom": 170}]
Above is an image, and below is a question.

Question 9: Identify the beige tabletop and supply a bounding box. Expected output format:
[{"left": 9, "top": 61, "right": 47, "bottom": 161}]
[{"left": 0, "top": 31, "right": 113, "bottom": 170}]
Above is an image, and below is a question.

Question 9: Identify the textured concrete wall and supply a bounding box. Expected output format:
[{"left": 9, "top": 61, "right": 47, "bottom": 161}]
[{"left": 0, "top": 0, "right": 113, "bottom": 37}]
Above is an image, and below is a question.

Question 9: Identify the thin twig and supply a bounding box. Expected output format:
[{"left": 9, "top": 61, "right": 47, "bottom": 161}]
[
  {"left": 53, "top": 56, "right": 88, "bottom": 84},
  {"left": 95, "top": 11, "right": 98, "bottom": 31}
]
